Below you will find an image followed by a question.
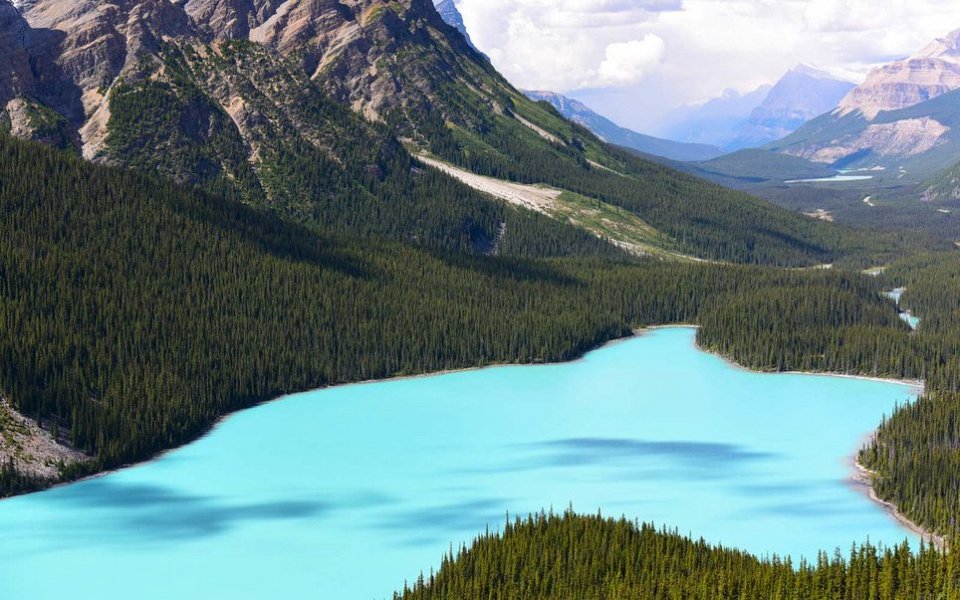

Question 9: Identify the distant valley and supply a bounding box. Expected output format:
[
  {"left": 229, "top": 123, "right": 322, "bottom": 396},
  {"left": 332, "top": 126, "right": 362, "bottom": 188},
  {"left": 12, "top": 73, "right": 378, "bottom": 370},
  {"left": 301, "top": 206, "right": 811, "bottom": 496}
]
[
  {"left": 663, "top": 65, "right": 855, "bottom": 152},
  {"left": 524, "top": 90, "right": 724, "bottom": 162}
]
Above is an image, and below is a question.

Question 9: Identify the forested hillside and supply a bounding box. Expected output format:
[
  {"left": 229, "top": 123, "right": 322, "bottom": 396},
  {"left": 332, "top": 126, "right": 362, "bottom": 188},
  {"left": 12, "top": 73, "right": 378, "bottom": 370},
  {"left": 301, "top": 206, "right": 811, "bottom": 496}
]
[
  {"left": 97, "top": 40, "right": 623, "bottom": 260},
  {"left": 397, "top": 511, "right": 956, "bottom": 600},
  {"left": 417, "top": 90, "right": 908, "bottom": 267},
  {"left": 387, "top": 246, "right": 960, "bottom": 595},
  {"left": 0, "top": 134, "right": 921, "bottom": 495},
  {"left": 858, "top": 253, "right": 960, "bottom": 537},
  {"left": 1, "top": 0, "right": 924, "bottom": 267}
]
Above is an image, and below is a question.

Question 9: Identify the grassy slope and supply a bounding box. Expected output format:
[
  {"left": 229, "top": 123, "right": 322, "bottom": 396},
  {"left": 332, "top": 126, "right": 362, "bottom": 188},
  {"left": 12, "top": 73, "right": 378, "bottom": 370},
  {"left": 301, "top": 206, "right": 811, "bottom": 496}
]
[{"left": 695, "top": 149, "right": 836, "bottom": 182}]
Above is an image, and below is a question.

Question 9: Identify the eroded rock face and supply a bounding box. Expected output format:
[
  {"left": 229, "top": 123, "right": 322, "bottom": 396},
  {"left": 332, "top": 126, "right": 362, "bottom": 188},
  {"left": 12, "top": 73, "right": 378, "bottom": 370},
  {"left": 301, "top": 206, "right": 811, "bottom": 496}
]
[
  {"left": 183, "top": 0, "right": 285, "bottom": 39},
  {"left": 837, "top": 29, "right": 960, "bottom": 119},
  {"left": 1, "top": 0, "right": 497, "bottom": 168},
  {"left": 244, "top": 0, "right": 481, "bottom": 120},
  {"left": 789, "top": 117, "right": 950, "bottom": 163},
  {"left": 0, "top": 0, "right": 37, "bottom": 106},
  {"left": 4, "top": 0, "right": 482, "bottom": 136},
  {"left": 23, "top": 0, "right": 196, "bottom": 112},
  {"left": 17, "top": 0, "right": 198, "bottom": 152}
]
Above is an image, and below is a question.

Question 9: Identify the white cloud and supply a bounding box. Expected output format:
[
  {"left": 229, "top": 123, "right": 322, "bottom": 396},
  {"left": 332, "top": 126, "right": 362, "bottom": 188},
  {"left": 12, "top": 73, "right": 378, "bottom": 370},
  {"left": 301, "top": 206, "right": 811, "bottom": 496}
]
[
  {"left": 456, "top": 0, "right": 677, "bottom": 90},
  {"left": 454, "top": 0, "right": 960, "bottom": 132},
  {"left": 598, "top": 37, "right": 666, "bottom": 86}
]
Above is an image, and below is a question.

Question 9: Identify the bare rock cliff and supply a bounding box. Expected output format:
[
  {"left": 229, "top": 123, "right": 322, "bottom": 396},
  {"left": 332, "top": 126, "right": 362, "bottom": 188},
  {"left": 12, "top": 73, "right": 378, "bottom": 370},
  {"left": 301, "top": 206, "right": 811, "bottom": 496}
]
[{"left": 838, "top": 28, "right": 960, "bottom": 119}]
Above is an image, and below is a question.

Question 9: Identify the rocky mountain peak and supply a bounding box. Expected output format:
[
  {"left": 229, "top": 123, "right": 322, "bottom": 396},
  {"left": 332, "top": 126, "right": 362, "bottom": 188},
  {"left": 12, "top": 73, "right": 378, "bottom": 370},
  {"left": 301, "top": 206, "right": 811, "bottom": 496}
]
[
  {"left": 432, "top": 0, "right": 482, "bottom": 54},
  {"left": 0, "top": 0, "right": 495, "bottom": 158},
  {"left": 788, "top": 63, "right": 839, "bottom": 80},
  {"left": 837, "top": 28, "right": 960, "bottom": 119},
  {"left": 755, "top": 65, "right": 853, "bottom": 114},
  {"left": 915, "top": 27, "right": 960, "bottom": 61},
  {"left": 721, "top": 66, "right": 853, "bottom": 150}
]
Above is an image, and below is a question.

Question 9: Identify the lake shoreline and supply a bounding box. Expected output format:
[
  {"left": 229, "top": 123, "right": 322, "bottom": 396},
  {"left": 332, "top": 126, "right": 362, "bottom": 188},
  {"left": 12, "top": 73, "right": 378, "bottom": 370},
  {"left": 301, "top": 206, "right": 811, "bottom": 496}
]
[
  {"left": 4, "top": 323, "right": 937, "bottom": 557},
  {"left": 850, "top": 459, "right": 946, "bottom": 550},
  {"left": 689, "top": 332, "right": 935, "bottom": 551}
]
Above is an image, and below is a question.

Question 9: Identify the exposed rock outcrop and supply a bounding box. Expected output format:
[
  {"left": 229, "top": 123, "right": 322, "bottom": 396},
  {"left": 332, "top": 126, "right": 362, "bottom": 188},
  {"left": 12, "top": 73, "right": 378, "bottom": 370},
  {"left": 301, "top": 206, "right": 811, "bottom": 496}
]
[
  {"left": 17, "top": 0, "right": 199, "bottom": 154},
  {"left": 769, "top": 29, "right": 960, "bottom": 172},
  {"left": 183, "top": 0, "right": 285, "bottom": 39},
  {"left": 3, "top": 0, "right": 491, "bottom": 148},
  {"left": 837, "top": 29, "right": 960, "bottom": 119},
  {"left": 0, "top": 0, "right": 36, "bottom": 107},
  {"left": 0, "top": 397, "right": 87, "bottom": 480},
  {"left": 794, "top": 117, "right": 950, "bottom": 164}
]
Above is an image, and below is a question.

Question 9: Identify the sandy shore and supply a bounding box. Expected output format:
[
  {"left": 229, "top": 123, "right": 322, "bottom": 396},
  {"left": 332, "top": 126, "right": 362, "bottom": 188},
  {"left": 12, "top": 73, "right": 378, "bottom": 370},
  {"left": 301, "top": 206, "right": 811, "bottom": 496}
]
[
  {"left": 782, "top": 370, "right": 924, "bottom": 392},
  {"left": 850, "top": 459, "right": 946, "bottom": 550}
]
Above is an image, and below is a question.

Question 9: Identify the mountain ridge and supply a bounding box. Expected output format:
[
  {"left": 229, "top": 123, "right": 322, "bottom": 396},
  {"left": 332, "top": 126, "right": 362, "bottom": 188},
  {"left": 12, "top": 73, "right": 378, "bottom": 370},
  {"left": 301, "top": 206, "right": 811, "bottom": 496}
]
[
  {"left": 728, "top": 65, "right": 854, "bottom": 150},
  {"left": 0, "top": 0, "right": 872, "bottom": 268},
  {"left": 524, "top": 90, "right": 724, "bottom": 162},
  {"left": 431, "top": 0, "right": 485, "bottom": 56},
  {"left": 837, "top": 28, "right": 960, "bottom": 119},
  {"left": 769, "top": 28, "right": 960, "bottom": 174},
  {"left": 660, "top": 66, "right": 854, "bottom": 151}
]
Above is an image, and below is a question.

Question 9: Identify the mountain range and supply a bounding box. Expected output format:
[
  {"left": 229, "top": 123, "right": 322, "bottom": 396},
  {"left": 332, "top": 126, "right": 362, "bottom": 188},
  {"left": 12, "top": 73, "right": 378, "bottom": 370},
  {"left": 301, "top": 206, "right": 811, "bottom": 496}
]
[
  {"left": 524, "top": 90, "right": 724, "bottom": 162},
  {"left": 520, "top": 68, "right": 851, "bottom": 162},
  {"left": 658, "top": 85, "right": 772, "bottom": 150},
  {"left": 0, "top": 0, "right": 848, "bottom": 268},
  {"left": 769, "top": 29, "right": 960, "bottom": 175},
  {"left": 731, "top": 65, "right": 855, "bottom": 150},
  {"left": 661, "top": 66, "right": 854, "bottom": 151},
  {"left": 426, "top": 5, "right": 855, "bottom": 163}
]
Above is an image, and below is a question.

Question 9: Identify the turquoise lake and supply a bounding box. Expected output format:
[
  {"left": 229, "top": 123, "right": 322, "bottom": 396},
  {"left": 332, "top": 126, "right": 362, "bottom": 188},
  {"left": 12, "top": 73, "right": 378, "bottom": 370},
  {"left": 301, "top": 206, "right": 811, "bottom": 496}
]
[
  {"left": 886, "top": 288, "right": 921, "bottom": 329},
  {"left": 0, "top": 328, "right": 920, "bottom": 599}
]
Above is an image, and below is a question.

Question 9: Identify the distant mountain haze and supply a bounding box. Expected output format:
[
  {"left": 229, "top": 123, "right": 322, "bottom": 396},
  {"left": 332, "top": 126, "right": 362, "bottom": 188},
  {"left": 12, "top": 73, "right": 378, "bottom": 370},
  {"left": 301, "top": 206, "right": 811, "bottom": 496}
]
[
  {"left": 837, "top": 28, "right": 960, "bottom": 119},
  {"left": 425, "top": 6, "right": 854, "bottom": 157},
  {"left": 525, "top": 90, "right": 723, "bottom": 162},
  {"left": 660, "top": 66, "right": 853, "bottom": 151},
  {"left": 770, "top": 28, "right": 960, "bottom": 175},
  {"left": 727, "top": 65, "right": 854, "bottom": 151},
  {"left": 658, "top": 85, "right": 772, "bottom": 149}
]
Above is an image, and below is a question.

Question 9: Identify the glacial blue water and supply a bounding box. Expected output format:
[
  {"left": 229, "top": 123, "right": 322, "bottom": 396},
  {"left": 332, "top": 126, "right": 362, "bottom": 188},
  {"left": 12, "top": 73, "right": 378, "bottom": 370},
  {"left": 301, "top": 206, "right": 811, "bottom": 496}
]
[
  {"left": 886, "top": 288, "right": 921, "bottom": 329},
  {"left": 0, "top": 328, "right": 919, "bottom": 600},
  {"left": 785, "top": 175, "right": 875, "bottom": 183}
]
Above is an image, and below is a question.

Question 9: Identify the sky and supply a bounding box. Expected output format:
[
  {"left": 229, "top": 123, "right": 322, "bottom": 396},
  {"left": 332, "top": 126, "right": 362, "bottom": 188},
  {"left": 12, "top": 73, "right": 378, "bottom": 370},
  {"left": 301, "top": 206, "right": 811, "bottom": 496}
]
[{"left": 455, "top": 0, "right": 960, "bottom": 133}]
